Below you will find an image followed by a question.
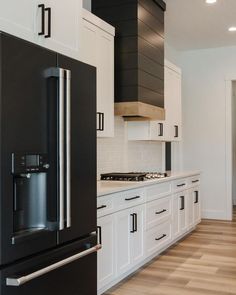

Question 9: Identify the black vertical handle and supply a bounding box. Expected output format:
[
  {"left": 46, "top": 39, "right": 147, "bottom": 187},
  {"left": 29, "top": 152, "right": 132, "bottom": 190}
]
[
  {"left": 97, "top": 226, "right": 102, "bottom": 245},
  {"left": 38, "top": 4, "right": 45, "bottom": 36},
  {"left": 97, "top": 112, "right": 105, "bottom": 131},
  {"left": 130, "top": 214, "right": 135, "bottom": 233},
  {"left": 45, "top": 7, "right": 51, "bottom": 38},
  {"left": 180, "top": 196, "right": 185, "bottom": 210},
  {"left": 174, "top": 125, "right": 179, "bottom": 138},
  {"left": 194, "top": 191, "right": 199, "bottom": 204},
  {"left": 134, "top": 213, "right": 138, "bottom": 232},
  {"left": 158, "top": 123, "right": 164, "bottom": 137},
  {"left": 100, "top": 113, "right": 104, "bottom": 131}
]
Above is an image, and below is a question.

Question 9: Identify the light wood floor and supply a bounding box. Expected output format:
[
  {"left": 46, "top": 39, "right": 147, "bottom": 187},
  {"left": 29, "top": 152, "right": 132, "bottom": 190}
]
[{"left": 105, "top": 208, "right": 236, "bottom": 295}]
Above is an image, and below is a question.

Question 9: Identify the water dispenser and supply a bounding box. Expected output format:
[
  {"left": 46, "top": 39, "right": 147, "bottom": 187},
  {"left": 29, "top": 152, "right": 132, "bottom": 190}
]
[{"left": 11, "top": 153, "right": 50, "bottom": 244}]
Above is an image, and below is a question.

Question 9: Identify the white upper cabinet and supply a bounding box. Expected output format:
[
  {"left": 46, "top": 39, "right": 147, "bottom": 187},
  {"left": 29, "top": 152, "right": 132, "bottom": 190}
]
[
  {"left": 165, "top": 61, "right": 182, "bottom": 141},
  {"left": 35, "top": 0, "right": 82, "bottom": 59},
  {"left": 0, "top": 1, "right": 35, "bottom": 42},
  {"left": 127, "top": 60, "right": 182, "bottom": 142},
  {"left": 0, "top": 0, "right": 82, "bottom": 59},
  {"left": 81, "top": 10, "right": 115, "bottom": 138}
]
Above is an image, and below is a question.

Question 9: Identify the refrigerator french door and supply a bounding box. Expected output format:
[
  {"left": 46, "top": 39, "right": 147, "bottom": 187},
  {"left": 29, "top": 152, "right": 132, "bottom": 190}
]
[{"left": 0, "top": 31, "right": 98, "bottom": 293}]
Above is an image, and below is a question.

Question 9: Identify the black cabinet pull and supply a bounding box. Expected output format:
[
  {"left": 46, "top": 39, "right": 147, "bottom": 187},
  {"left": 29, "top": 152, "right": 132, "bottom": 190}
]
[
  {"left": 155, "top": 209, "right": 167, "bottom": 215},
  {"left": 97, "top": 205, "right": 107, "bottom": 210},
  {"left": 155, "top": 234, "right": 167, "bottom": 241},
  {"left": 158, "top": 123, "right": 164, "bottom": 137},
  {"left": 101, "top": 112, "right": 104, "bottom": 131},
  {"left": 194, "top": 191, "right": 199, "bottom": 204},
  {"left": 134, "top": 213, "right": 137, "bottom": 232},
  {"left": 130, "top": 214, "right": 135, "bottom": 233},
  {"left": 192, "top": 180, "right": 199, "bottom": 183},
  {"left": 177, "top": 183, "right": 185, "bottom": 187},
  {"left": 97, "top": 226, "right": 102, "bottom": 245},
  {"left": 125, "top": 196, "right": 140, "bottom": 201},
  {"left": 180, "top": 196, "right": 185, "bottom": 210},
  {"left": 45, "top": 7, "right": 51, "bottom": 38},
  {"left": 97, "top": 112, "right": 104, "bottom": 131},
  {"left": 38, "top": 4, "right": 45, "bottom": 36},
  {"left": 174, "top": 125, "right": 179, "bottom": 138}
]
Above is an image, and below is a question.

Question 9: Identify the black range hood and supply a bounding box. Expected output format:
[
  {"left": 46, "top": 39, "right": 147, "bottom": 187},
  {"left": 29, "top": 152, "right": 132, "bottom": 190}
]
[{"left": 92, "top": 0, "right": 166, "bottom": 121}]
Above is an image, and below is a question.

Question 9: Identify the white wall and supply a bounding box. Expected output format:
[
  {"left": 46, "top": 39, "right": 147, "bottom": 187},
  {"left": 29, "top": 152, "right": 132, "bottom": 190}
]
[
  {"left": 165, "top": 43, "right": 182, "bottom": 67},
  {"left": 83, "top": 0, "right": 91, "bottom": 11},
  {"left": 97, "top": 117, "right": 163, "bottom": 179},
  {"left": 180, "top": 45, "right": 236, "bottom": 219}
]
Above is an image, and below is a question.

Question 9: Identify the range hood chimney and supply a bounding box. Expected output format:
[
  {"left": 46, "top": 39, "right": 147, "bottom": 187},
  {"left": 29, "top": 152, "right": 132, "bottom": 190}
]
[{"left": 92, "top": 0, "right": 166, "bottom": 121}]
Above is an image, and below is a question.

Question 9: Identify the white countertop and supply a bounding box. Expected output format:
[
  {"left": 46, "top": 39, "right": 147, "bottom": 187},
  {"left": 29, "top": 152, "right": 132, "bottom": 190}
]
[{"left": 97, "top": 171, "right": 201, "bottom": 197}]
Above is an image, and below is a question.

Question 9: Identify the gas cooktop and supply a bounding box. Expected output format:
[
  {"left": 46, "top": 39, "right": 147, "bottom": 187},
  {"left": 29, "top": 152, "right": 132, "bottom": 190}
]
[{"left": 100, "top": 172, "right": 169, "bottom": 182}]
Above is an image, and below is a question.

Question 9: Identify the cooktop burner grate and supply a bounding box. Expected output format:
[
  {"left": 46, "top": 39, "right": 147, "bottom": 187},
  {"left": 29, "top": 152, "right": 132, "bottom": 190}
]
[{"left": 100, "top": 172, "right": 168, "bottom": 182}]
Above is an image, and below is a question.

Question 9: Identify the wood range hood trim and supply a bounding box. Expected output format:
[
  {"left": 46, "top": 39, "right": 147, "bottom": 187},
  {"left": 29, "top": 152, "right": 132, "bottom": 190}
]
[{"left": 114, "top": 102, "right": 165, "bottom": 121}]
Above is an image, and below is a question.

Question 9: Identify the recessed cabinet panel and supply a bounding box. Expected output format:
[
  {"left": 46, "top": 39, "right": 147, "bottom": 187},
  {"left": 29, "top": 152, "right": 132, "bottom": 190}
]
[
  {"left": 0, "top": 0, "right": 34, "bottom": 42},
  {"left": 146, "top": 197, "right": 171, "bottom": 229},
  {"left": 146, "top": 221, "right": 171, "bottom": 256},
  {"left": 97, "top": 215, "right": 116, "bottom": 290},
  {"left": 193, "top": 187, "right": 201, "bottom": 225},
  {"left": 131, "top": 205, "right": 145, "bottom": 266},
  {"left": 115, "top": 208, "right": 132, "bottom": 276}
]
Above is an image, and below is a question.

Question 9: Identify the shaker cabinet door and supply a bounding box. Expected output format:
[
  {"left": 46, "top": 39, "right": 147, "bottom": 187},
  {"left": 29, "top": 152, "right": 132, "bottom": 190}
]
[
  {"left": 0, "top": 0, "right": 34, "bottom": 42},
  {"left": 115, "top": 208, "right": 132, "bottom": 276},
  {"left": 35, "top": 0, "right": 82, "bottom": 59},
  {"left": 130, "top": 205, "right": 145, "bottom": 266},
  {"left": 97, "top": 215, "right": 116, "bottom": 291},
  {"left": 81, "top": 17, "right": 115, "bottom": 137}
]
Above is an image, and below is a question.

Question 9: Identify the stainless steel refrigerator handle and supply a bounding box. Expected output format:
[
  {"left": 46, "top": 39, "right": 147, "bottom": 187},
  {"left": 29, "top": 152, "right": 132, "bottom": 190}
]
[
  {"left": 6, "top": 244, "right": 101, "bottom": 287},
  {"left": 59, "top": 68, "right": 65, "bottom": 230},
  {"left": 65, "top": 69, "right": 71, "bottom": 228}
]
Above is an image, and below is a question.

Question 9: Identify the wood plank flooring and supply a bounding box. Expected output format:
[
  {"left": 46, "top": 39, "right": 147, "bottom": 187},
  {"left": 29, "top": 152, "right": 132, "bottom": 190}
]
[{"left": 105, "top": 208, "right": 236, "bottom": 295}]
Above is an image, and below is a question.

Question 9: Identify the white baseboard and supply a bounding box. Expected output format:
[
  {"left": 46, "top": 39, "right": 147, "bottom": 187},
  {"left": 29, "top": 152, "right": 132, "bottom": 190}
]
[{"left": 201, "top": 210, "right": 228, "bottom": 220}]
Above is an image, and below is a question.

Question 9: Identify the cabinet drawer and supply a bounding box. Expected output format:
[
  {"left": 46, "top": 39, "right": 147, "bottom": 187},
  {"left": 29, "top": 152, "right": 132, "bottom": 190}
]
[
  {"left": 146, "top": 182, "right": 172, "bottom": 202},
  {"left": 188, "top": 176, "right": 200, "bottom": 188},
  {"left": 146, "top": 197, "right": 171, "bottom": 229},
  {"left": 172, "top": 178, "right": 188, "bottom": 192},
  {"left": 97, "top": 194, "right": 115, "bottom": 217},
  {"left": 114, "top": 189, "right": 145, "bottom": 211},
  {"left": 146, "top": 221, "right": 172, "bottom": 257}
]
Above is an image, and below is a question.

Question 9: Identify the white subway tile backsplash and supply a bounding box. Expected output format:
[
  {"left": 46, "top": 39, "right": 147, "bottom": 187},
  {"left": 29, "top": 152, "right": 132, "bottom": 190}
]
[{"left": 97, "top": 117, "right": 163, "bottom": 179}]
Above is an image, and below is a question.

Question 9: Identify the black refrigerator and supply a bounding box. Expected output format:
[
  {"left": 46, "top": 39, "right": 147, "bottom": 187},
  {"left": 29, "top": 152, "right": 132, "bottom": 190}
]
[{"left": 0, "top": 32, "right": 99, "bottom": 295}]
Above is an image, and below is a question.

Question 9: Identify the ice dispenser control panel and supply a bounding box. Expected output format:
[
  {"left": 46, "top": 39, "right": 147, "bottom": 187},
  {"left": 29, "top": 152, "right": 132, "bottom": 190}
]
[{"left": 12, "top": 153, "right": 49, "bottom": 174}]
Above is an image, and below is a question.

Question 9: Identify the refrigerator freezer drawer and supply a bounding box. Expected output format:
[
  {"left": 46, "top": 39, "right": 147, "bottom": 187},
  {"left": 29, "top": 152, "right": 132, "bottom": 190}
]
[{"left": 0, "top": 235, "right": 99, "bottom": 295}]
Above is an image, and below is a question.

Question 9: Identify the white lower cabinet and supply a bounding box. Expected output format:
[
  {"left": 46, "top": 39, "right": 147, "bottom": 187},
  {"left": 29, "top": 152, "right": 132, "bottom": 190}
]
[
  {"left": 115, "top": 204, "right": 145, "bottom": 276},
  {"left": 97, "top": 215, "right": 116, "bottom": 290},
  {"left": 97, "top": 175, "right": 201, "bottom": 294}
]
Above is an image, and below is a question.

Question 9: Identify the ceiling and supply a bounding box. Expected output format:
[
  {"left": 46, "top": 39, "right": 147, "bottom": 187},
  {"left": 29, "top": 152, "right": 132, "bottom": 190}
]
[{"left": 165, "top": 0, "right": 236, "bottom": 50}]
